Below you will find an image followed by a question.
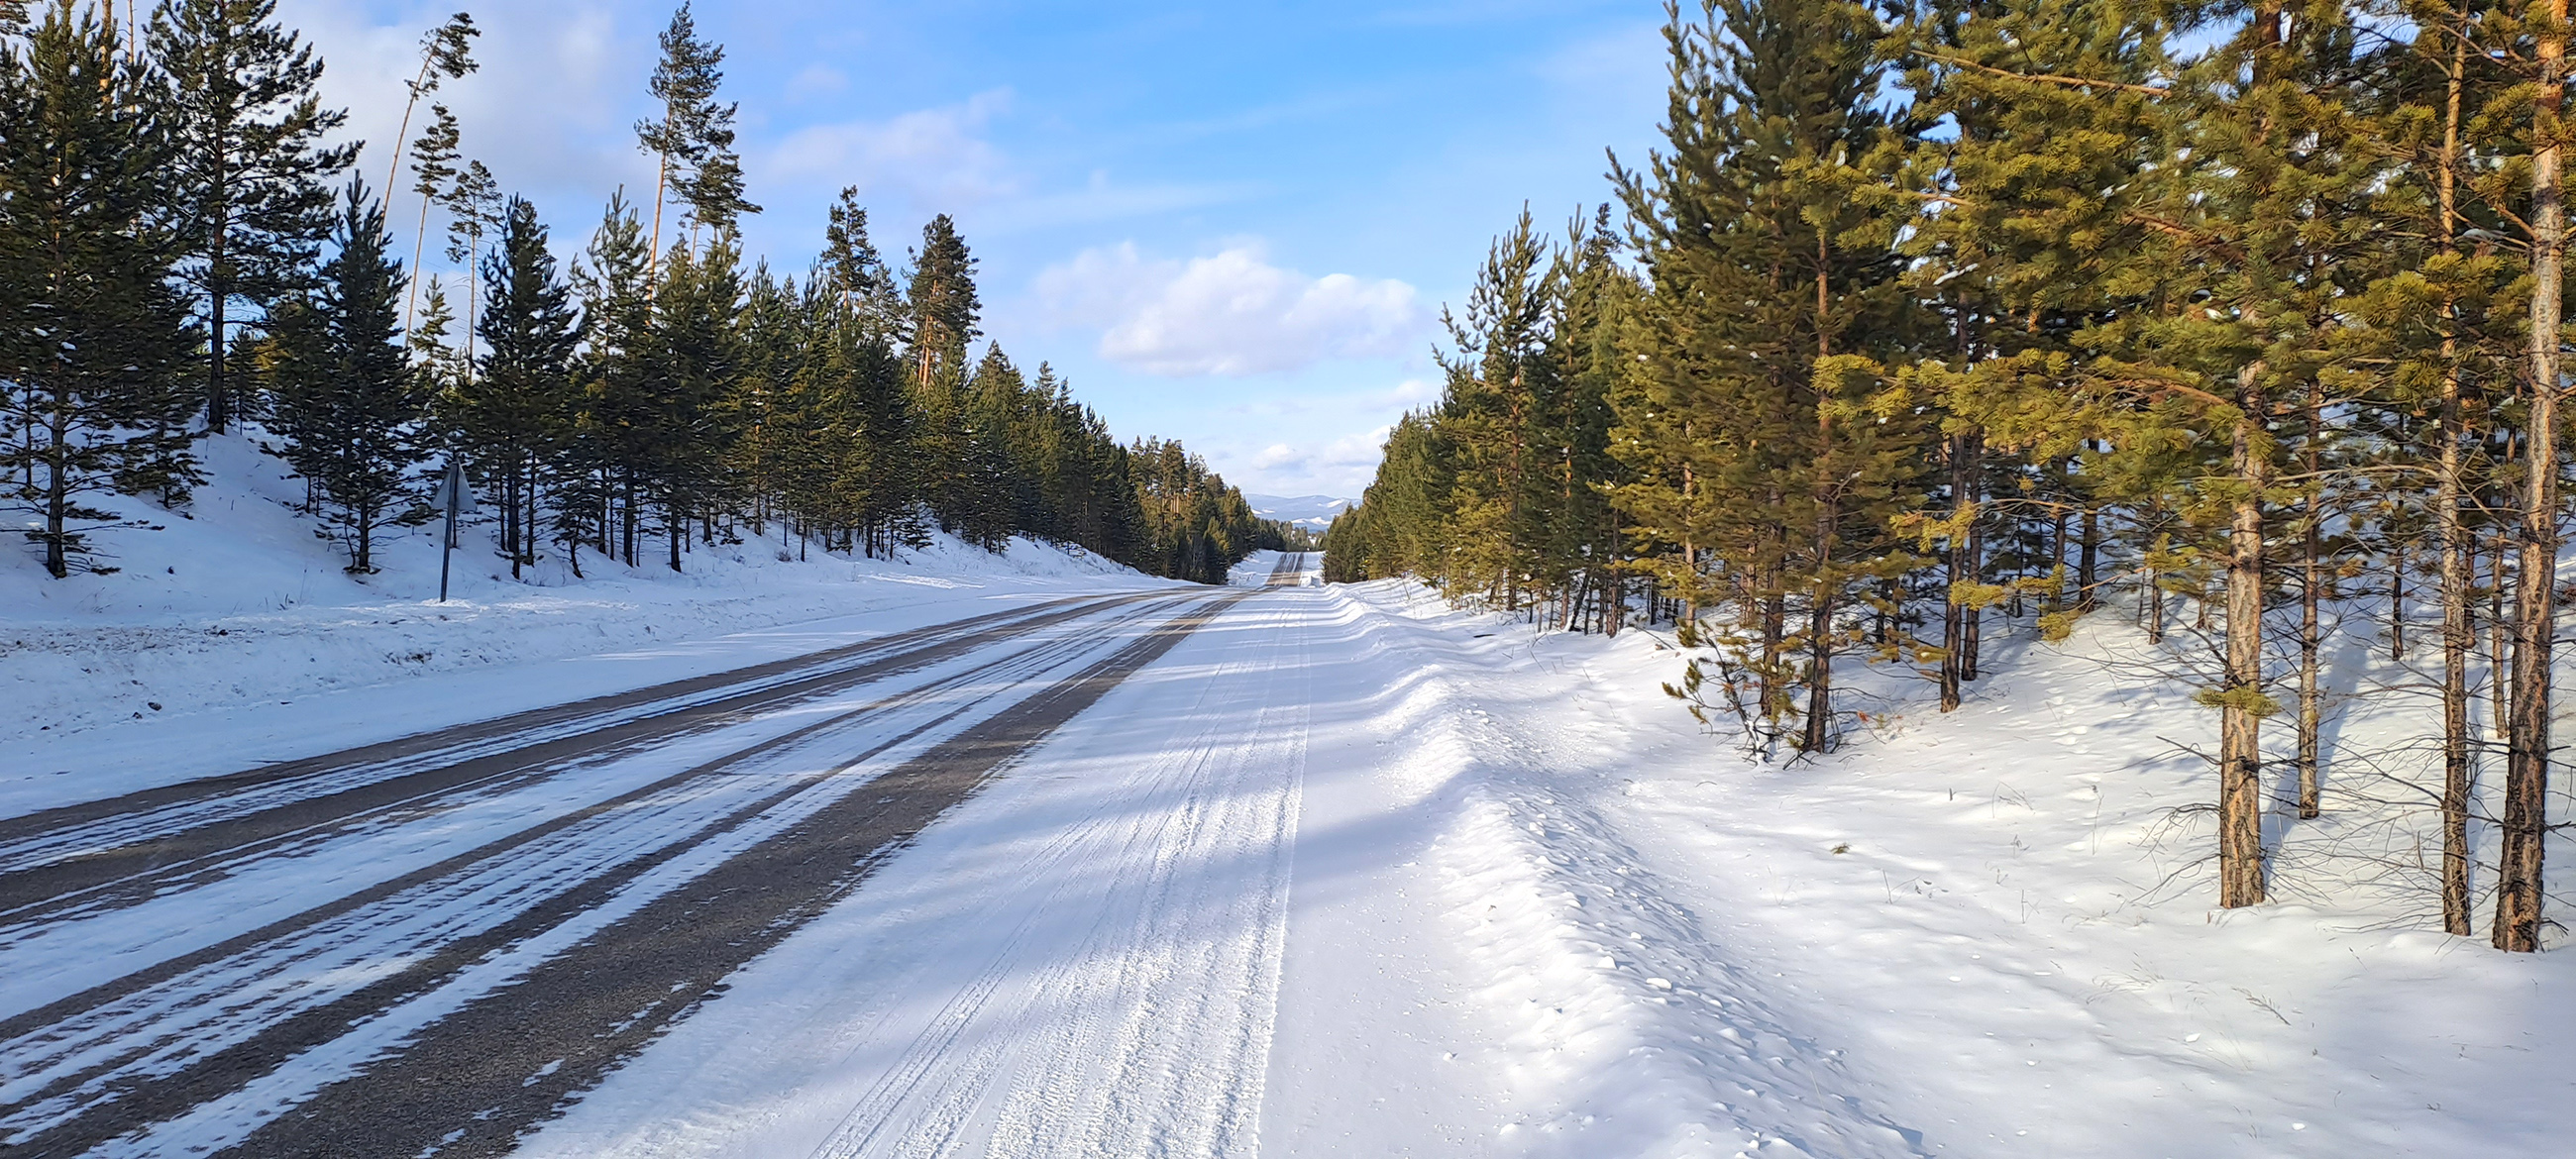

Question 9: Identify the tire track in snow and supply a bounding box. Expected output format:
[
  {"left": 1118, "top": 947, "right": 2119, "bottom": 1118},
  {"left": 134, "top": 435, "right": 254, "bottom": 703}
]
[
  {"left": 159, "top": 591, "right": 1251, "bottom": 1159},
  {"left": 0, "top": 595, "right": 1169, "bottom": 1030},
  {"left": 1015, "top": 593, "right": 1306, "bottom": 1158},
  {"left": 0, "top": 596, "right": 1199, "bottom": 1156},
  {"left": 0, "top": 593, "right": 1135, "bottom": 915},
  {"left": 805, "top": 589, "right": 1308, "bottom": 1159}
]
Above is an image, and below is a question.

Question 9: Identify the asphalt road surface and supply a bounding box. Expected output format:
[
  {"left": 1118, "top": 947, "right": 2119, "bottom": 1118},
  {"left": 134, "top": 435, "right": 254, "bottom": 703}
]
[{"left": 0, "top": 555, "right": 1314, "bottom": 1157}]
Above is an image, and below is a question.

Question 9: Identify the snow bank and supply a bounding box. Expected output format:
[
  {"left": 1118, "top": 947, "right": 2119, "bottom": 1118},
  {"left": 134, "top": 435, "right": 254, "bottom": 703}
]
[
  {"left": 1277, "top": 581, "right": 1920, "bottom": 1156},
  {"left": 1324, "top": 578, "right": 2576, "bottom": 1157}
]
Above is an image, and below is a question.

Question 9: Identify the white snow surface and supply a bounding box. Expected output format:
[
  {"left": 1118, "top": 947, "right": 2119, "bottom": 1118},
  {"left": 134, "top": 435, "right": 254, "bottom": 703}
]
[
  {"left": 512, "top": 570, "right": 2573, "bottom": 1157},
  {"left": 2, "top": 432, "right": 1181, "bottom": 813},
  {"left": 10, "top": 458, "right": 2573, "bottom": 1157}
]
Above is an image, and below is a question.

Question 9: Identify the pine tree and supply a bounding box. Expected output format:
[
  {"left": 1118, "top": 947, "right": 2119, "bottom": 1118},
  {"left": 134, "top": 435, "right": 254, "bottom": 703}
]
[
  {"left": 1436, "top": 210, "right": 1557, "bottom": 607},
  {"left": 802, "top": 189, "right": 921, "bottom": 555},
  {"left": 821, "top": 184, "right": 900, "bottom": 333},
  {"left": 378, "top": 12, "right": 476, "bottom": 202},
  {"left": 264, "top": 180, "right": 427, "bottom": 574},
  {"left": 908, "top": 214, "right": 982, "bottom": 532},
  {"left": 452, "top": 195, "right": 580, "bottom": 579},
  {"left": 1543, "top": 208, "right": 1640, "bottom": 633},
  {"left": 1610, "top": 0, "right": 1926, "bottom": 755},
  {"left": 573, "top": 191, "right": 657, "bottom": 566},
  {"left": 640, "top": 236, "right": 746, "bottom": 571},
  {"left": 442, "top": 158, "right": 501, "bottom": 375},
  {"left": 960, "top": 344, "right": 1029, "bottom": 550},
  {"left": 908, "top": 213, "right": 980, "bottom": 383},
  {"left": 151, "top": 0, "right": 356, "bottom": 433},
  {"left": 2475, "top": 0, "right": 2570, "bottom": 955},
  {"left": 634, "top": 3, "right": 754, "bottom": 278},
  {"left": 401, "top": 103, "right": 459, "bottom": 330},
  {"left": 2351, "top": 0, "right": 2519, "bottom": 938},
  {"left": 0, "top": 1, "right": 195, "bottom": 577}
]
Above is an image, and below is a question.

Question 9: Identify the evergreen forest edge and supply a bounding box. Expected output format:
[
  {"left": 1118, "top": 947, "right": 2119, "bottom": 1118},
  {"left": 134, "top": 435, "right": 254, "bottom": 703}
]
[
  {"left": 0, "top": 0, "right": 1312, "bottom": 604},
  {"left": 1323, "top": 0, "right": 2576, "bottom": 951}
]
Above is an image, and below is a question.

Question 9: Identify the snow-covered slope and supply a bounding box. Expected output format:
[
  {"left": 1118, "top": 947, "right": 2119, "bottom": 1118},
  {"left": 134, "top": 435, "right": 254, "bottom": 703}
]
[
  {"left": 2, "top": 432, "right": 1182, "bottom": 783},
  {"left": 1244, "top": 494, "right": 1351, "bottom": 530},
  {"left": 1291, "top": 579, "right": 2576, "bottom": 1156}
]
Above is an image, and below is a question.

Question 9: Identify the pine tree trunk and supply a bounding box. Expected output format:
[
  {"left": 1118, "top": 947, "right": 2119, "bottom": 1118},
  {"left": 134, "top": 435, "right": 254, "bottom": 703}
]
[
  {"left": 2298, "top": 377, "right": 2322, "bottom": 819},
  {"left": 2219, "top": 360, "right": 2270, "bottom": 909},
  {"left": 2141, "top": 562, "right": 2160, "bottom": 643},
  {"left": 2488, "top": 527, "right": 2509, "bottom": 741},
  {"left": 1940, "top": 434, "right": 1972, "bottom": 712},
  {"left": 208, "top": 285, "right": 229, "bottom": 434},
  {"left": 2436, "top": 25, "right": 2474, "bottom": 930},
  {"left": 2078, "top": 505, "right": 2099, "bottom": 611},
  {"left": 2049, "top": 501, "right": 2069, "bottom": 611},
  {"left": 525, "top": 462, "right": 541, "bottom": 572},
  {"left": 2143, "top": 503, "right": 2165, "bottom": 646},
  {"left": 1802, "top": 591, "right": 1833, "bottom": 754},
  {"left": 1963, "top": 480, "right": 1984, "bottom": 680},
  {"left": 504, "top": 470, "right": 522, "bottom": 580},
  {"left": 1760, "top": 588, "right": 1785, "bottom": 722},
  {"left": 407, "top": 195, "right": 436, "bottom": 331},
  {"left": 206, "top": 146, "right": 232, "bottom": 434},
  {"left": 2495, "top": 0, "right": 2567, "bottom": 953},
  {"left": 2383, "top": 530, "right": 2404, "bottom": 659},
  {"left": 2440, "top": 313, "right": 2476, "bottom": 934},
  {"left": 43, "top": 396, "right": 69, "bottom": 579},
  {"left": 648, "top": 148, "right": 670, "bottom": 290}
]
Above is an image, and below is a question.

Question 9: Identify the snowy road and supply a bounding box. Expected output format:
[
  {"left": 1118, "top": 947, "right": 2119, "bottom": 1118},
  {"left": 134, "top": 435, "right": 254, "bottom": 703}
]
[
  {"left": 10, "top": 552, "right": 2560, "bottom": 1157},
  {"left": 4, "top": 551, "right": 1939, "bottom": 1158},
  {"left": 0, "top": 565, "right": 1294, "bottom": 1157}
]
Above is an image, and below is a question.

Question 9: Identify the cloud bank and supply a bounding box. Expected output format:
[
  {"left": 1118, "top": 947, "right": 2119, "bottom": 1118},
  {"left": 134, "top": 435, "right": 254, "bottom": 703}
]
[{"left": 1037, "top": 243, "right": 1425, "bottom": 376}]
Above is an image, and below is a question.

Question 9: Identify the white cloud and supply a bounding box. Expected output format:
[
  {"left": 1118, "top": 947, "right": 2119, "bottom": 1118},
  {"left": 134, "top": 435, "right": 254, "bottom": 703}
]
[
  {"left": 1036, "top": 242, "right": 1426, "bottom": 377},
  {"left": 1377, "top": 377, "right": 1439, "bottom": 407},
  {"left": 1218, "top": 419, "right": 1404, "bottom": 497},
  {"left": 784, "top": 64, "right": 849, "bottom": 104},
  {"left": 283, "top": 2, "right": 643, "bottom": 211},
  {"left": 765, "top": 89, "right": 1019, "bottom": 208}
]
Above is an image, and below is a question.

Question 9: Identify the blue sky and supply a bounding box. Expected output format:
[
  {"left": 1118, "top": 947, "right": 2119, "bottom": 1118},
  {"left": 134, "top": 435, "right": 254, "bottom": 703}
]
[{"left": 280, "top": 1, "right": 1668, "bottom": 498}]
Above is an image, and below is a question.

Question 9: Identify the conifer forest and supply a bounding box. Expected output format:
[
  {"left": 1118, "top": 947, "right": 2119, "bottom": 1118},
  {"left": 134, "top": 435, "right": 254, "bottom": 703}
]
[
  {"left": 1326, "top": 0, "right": 2576, "bottom": 952},
  {"left": 0, "top": 0, "right": 1296, "bottom": 601}
]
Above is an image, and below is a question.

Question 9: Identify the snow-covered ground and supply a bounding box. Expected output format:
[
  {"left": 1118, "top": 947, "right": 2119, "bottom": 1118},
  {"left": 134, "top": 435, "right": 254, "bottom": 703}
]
[
  {"left": 3, "top": 433, "right": 1181, "bottom": 813},
  {"left": 10, "top": 478, "right": 2570, "bottom": 1156},
  {"left": 1268, "top": 580, "right": 2574, "bottom": 1156},
  {"left": 520, "top": 567, "right": 2571, "bottom": 1158}
]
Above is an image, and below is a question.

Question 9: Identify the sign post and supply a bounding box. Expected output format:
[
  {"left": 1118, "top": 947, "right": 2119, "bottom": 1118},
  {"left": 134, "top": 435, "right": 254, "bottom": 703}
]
[{"left": 433, "top": 459, "right": 471, "bottom": 602}]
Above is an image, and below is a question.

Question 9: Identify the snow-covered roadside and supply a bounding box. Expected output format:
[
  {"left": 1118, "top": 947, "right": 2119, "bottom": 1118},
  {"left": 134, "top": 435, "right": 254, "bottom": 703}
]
[
  {"left": 1, "top": 433, "right": 1183, "bottom": 816},
  {"left": 1266, "top": 582, "right": 1921, "bottom": 1158},
  {"left": 510, "top": 562, "right": 1913, "bottom": 1158},
  {"left": 1325, "top": 578, "right": 2576, "bottom": 1157}
]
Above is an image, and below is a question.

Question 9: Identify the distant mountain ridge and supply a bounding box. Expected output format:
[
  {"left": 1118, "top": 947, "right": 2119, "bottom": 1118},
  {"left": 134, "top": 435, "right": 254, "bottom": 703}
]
[{"left": 1244, "top": 494, "right": 1353, "bottom": 530}]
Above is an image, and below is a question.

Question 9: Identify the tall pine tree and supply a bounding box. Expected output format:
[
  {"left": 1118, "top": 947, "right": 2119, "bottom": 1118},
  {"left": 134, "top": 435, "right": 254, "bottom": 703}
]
[
  {"left": 151, "top": 0, "right": 355, "bottom": 433},
  {"left": 264, "top": 181, "right": 426, "bottom": 574},
  {"left": 0, "top": 1, "right": 195, "bottom": 578}
]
